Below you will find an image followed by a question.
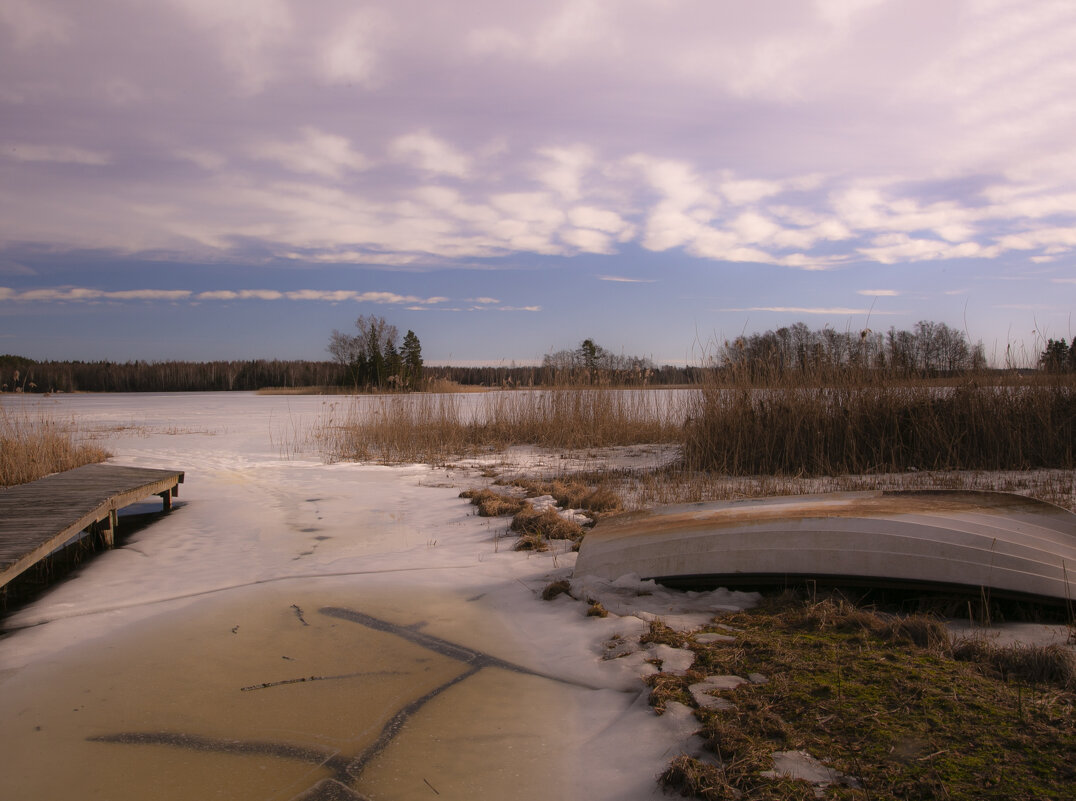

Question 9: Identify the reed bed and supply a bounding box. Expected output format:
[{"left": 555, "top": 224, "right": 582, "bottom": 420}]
[
  {"left": 255, "top": 385, "right": 356, "bottom": 395},
  {"left": 615, "top": 466, "right": 1076, "bottom": 513},
  {"left": 316, "top": 388, "right": 686, "bottom": 463},
  {"left": 0, "top": 406, "right": 110, "bottom": 486},
  {"left": 684, "top": 372, "right": 1076, "bottom": 476}
]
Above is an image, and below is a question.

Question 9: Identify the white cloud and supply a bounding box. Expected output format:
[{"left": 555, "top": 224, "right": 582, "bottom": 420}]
[
  {"left": 858, "top": 289, "right": 899, "bottom": 296},
  {"left": 284, "top": 289, "right": 359, "bottom": 302},
  {"left": 858, "top": 234, "right": 974, "bottom": 264},
  {"left": 254, "top": 128, "right": 368, "bottom": 178},
  {"left": 2, "top": 286, "right": 445, "bottom": 305},
  {"left": 720, "top": 177, "right": 784, "bottom": 205},
  {"left": 390, "top": 132, "right": 471, "bottom": 178},
  {"left": 639, "top": 202, "right": 707, "bottom": 252},
  {"left": 627, "top": 154, "right": 716, "bottom": 211},
  {"left": 3, "top": 287, "right": 191, "bottom": 302},
  {"left": 560, "top": 227, "right": 614, "bottom": 253},
  {"left": 320, "top": 9, "right": 387, "bottom": 86},
  {"left": 164, "top": 0, "right": 292, "bottom": 93},
  {"left": 568, "top": 206, "right": 631, "bottom": 236},
  {"left": 533, "top": 0, "right": 611, "bottom": 63},
  {"left": 535, "top": 145, "right": 593, "bottom": 201},
  {"left": 598, "top": 275, "right": 656, "bottom": 283},
  {"left": 490, "top": 192, "right": 566, "bottom": 251},
  {"left": 732, "top": 211, "right": 782, "bottom": 244},
  {"left": 466, "top": 1, "right": 614, "bottom": 65}
]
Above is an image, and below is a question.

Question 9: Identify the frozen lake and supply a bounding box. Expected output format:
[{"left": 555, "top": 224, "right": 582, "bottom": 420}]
[{"left": 0, "top": 391, "right": 736, "bottom": 800}]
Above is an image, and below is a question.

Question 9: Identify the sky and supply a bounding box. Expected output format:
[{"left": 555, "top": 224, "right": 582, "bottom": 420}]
[{"left": 1, "top": 0, "right": 1074, "bottom": 367}]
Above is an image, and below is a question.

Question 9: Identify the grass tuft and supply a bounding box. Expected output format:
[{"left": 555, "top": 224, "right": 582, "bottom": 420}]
[
  {"left": 510, "top": 506, "right": 585, "bottom": 541},
  {"left": 459, "top": 488, "right": 526, "bottom": 517},
  {"left": 953, "top": 638, "right": 1076, "bottom": 689},
  {"left": 504, "top": 476, "right": 622, "bottom": 516},
  {"left": 586, "top": 600, "right": 609, "bottom": 617},
  {"left": 659, "top": 755, "right": 739, "bottom": 801},
  {"left": 541, "top": 580, "right": 572, "bottom": 601}
]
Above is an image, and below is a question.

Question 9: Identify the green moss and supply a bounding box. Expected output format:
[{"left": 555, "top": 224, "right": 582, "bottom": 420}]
[{"left": 653, "top": 596, "right": 1076, "bottom": 800}]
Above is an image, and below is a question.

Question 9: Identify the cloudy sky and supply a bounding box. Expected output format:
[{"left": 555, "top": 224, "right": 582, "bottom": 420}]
[{"left": 2, "top": 0, "right": 1074, "bottom": 366}]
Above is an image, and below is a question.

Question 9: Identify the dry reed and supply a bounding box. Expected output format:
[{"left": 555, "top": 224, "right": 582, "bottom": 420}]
[
  {"left": 317, "top": 388, "right": 685, "bottom": 463},
  {"left": 0, "top": 406, "right": 110, "bottom": 486},
  {"left": 684, "top": 371, "right": 1076, "bottom": 476}
]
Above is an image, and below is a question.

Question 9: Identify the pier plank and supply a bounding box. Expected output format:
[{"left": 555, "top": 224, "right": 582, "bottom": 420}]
[{"left": 0, "top": 464, "right": 184, "bottom": 590}]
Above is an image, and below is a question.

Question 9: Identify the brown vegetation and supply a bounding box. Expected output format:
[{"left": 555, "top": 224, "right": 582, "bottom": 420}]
[
  {"left": 684, "top": 371, "right": 1076, "bottom": 475},
  {"left": 500, "top": 477, "right": 622, "bottom": 515},
  {"left": 318, "top": 388, "right": 685, "bottom": 463},
  {"left": 510, "top": 506, "right": 585, "bottom": 542},
  {"left": 0, "top": 407, "right": 109, "bottom": 486},
  {"left": 458, "top": 488, "right": 527, "bottom": 517}
]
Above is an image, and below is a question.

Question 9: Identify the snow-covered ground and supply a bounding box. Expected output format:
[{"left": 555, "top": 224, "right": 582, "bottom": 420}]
[{"left": 0, "top": 392, "right": 749, "bottom": 801}]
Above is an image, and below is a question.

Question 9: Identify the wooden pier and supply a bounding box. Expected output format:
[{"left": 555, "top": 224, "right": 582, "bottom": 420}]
[{"left": 0, "top": 464, "right": 184, "bottom": 591}]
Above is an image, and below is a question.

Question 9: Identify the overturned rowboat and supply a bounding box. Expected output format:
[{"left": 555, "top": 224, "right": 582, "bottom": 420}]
[{"left": 574, "top": 491, "right": 1076, "bottom": 604}]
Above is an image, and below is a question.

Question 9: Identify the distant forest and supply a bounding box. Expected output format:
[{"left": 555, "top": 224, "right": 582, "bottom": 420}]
[
  {"left": 0, "top": 355, "right": 349, "bottom": 393},
  {"left": 0, "top": 320, "right": 1042, "bottom": 395},
  {"left": 0, "top": 353, "right": 699, "bottom": 393}
]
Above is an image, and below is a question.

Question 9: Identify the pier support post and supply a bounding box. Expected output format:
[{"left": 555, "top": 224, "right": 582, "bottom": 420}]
[{"left": 96, "top": 510, "right": 118, "bottom": 548}]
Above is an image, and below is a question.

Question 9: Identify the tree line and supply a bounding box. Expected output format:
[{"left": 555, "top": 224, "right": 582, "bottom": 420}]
[
  {"left": 0, "top": 319, "right": 1037, "bottom": 395},
  {"left": 716, "top": 321, "right": 987, "bottom": 379},
  {"left": 0, "top": 355, "right": 348, "bottom": 393},
  {"left": 1039, "top": 338, "right": 1076, "bottom": 372},
  {"left": 424, "top": 363, "right": 701, "bottom": 388}
]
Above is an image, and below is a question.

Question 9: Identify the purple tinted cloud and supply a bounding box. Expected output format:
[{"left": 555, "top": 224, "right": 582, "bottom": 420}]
[{"left": 1, "top": 1, "right": 1074, "bottom": 361}]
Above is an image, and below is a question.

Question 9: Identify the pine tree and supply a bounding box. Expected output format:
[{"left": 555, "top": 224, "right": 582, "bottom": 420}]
[{"left": 401, "top": 330, "right": 423, "bottom": 390}]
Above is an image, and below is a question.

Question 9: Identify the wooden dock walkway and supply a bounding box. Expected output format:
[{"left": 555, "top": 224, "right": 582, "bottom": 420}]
[{"left": 0, "top": 464, "right": 184, "bottom": 591}]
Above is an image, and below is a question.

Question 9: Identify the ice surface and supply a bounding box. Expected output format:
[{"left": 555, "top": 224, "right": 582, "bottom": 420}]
[{"left": 0, "top": 392, "right": 746, "bottom": 800}]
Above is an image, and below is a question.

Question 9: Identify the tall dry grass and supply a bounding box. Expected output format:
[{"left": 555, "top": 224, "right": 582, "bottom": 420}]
[
  {"left": 0, "top": 406, "right": 110, "bottom": 486},
  {"left": 683, "top": 370, "right": 1076, "bottom": 475},
  {"left": 313, "top": 363, "right": 1076, "bottom": 488},
  {"left": 316, "top": 388, "right": 686, "bottom": 463}
]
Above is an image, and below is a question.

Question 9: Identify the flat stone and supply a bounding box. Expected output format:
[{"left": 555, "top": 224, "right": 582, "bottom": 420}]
[
  {"left": 688, "top": 686, "right": 735, "bottom": 710},
  {"left": 762, "top": 750, "right": 845, "bottom": 786},
  {"left": 748, "top": 672, "right": 769, "bottom": 684},
  {"left": 695, "top": 632, "right": 736, "bottom": 644},
  {"left": 688, "top": 675, "right": 746, "bottom": 710},
  {"left": 701, "top": 675, "right": 747, "bottom": 690}
]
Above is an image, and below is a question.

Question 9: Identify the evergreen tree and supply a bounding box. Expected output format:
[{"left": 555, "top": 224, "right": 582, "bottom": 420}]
[
  {"left": 327, "top": 316, "right": 410, "bottom": 390},
  {"left": 401, "top": 330, "right": 423, "bottom": 390},
  {"left": 1040, "top": 338, "right": 1072, "bottom": 372}
]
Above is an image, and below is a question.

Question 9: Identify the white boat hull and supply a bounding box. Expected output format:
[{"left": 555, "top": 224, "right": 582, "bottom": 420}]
[{"left": 574, "top": 491, "right": 1076, "bottom": 602}]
